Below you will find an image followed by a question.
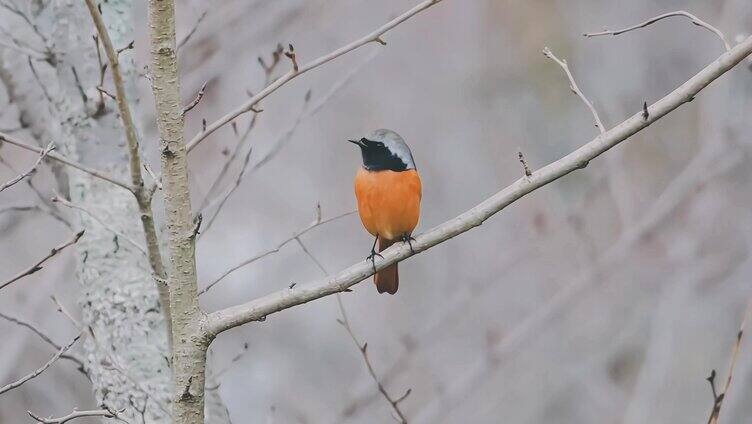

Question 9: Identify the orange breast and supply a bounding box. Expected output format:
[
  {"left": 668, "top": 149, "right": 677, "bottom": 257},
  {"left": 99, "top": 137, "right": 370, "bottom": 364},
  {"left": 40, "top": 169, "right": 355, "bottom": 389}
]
[{"left": 354, "top": 168, "right": 422, "bottom": 241}]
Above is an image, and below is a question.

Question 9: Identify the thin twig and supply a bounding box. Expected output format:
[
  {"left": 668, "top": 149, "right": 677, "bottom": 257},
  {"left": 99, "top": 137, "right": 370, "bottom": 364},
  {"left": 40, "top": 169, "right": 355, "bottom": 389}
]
[
  {"left": 0, "top": 312, "right": 85, "bottom": 370},
  {"left": 198, "top": 209, "right": 356, "bottom": 295},
  {"left": 199, "top": 51, "right": 374, "bottom": 234},
  {"left": 51, "top": 196, "right": 147, "bottom": 256},
  {"left": 0, "top": 132, "right": 133, "bottom": 191},
  {"left": 186, "top": 0, "right": 445, "bottom": 152},
  {"left": 0, "top": 332, "right": 82, "bottom": 395},
  {"left": 584, "top": 10, "right": 731, "bottom": 52},
  {"left": 336, "top": 297, "right": 410, "bottom": 423},
  {"left": 0, "top": 230, "right": 84, "bottom": 291},
  {"left": 176, "top": 10, "right": 207, "bottom": 51},
  {"left": 296, "top": 228, "right": 412, "bottom": 422},
  {"left": 543, "top": 47, "right": 605, "bottom": 133},
  {"left": 196, "top": 45, "right": 284, "bottom": 213},
  {"left": 182, "top": 80, "right": 207, "bottom": 115},
  {"left": 706, "top": 298, "right": 752, "bottom": 423},
  {"left": 0, "top": 141, "right": 54, "bottom": 192}
]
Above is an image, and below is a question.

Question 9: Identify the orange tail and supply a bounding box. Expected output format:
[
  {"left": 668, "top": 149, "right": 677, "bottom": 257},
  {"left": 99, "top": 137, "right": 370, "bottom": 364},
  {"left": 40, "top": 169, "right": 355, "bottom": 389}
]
[{"left": 374, "top": 238, "right": 398, "bottom": 295}]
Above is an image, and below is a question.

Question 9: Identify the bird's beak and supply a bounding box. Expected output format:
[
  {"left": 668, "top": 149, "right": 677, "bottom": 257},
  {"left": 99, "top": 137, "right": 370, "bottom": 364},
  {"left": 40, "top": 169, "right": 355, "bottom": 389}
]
[{"left": 348, "top": 139, "right": 365, "bottom": 147}]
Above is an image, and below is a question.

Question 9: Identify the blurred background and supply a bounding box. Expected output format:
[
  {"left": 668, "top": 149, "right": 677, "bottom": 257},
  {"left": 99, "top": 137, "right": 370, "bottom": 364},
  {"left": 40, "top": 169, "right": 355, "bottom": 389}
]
[{"left": 2, "top": 0, "right": 752, "bottom": 422}]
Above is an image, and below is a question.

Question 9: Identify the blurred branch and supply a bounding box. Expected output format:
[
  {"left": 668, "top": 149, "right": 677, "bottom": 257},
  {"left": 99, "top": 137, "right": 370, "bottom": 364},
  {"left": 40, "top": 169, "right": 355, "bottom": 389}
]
[
  {"left": 0, "top": 312, "right": 86, "bottom": 370},
  {"left": 295, "top": 224, "right": 411, "bottom": 422},
  {"left": 185, "top": 0, "right": 445, "bottom": 152},
  {"left": 0, "top": 132, "right": 133, "bottom": 191},
  {"left": 336, "top": 296, "right": 410, "bottom": 423},
  {"left": 206, "top": 35, "right": 752, "bottom": 336},
  {"left": 195, "top": 46, "right": 283, "bottom": 214},
  {"left": 0, "top": 332, "right": 82, "bottom": 395},
  {"left": 0, "top": 230, "right": 84, "bottom": 291},
  {"left": 0, "top": 141, "right": 54, "bottom": 192},
  {"left": 199, "top": 208, "right": 356, "bottom": 296},
  {"left": 52, "top": 196, "right": 147, "bottom": 256},
  {"left": 543, "top": 47, "right": 605, "bottom": 133},
  {"left": 706, "top": 297, "right": 752, "bottom": 424},
  {"left": 200, "top": 51, "right": 375, "bottom": 235},
  {"left": 584, "top": 10, "right": 731, "bottom": 51},
  {"left": 176, "top": 10, "right": 207, "bottom": 51}
]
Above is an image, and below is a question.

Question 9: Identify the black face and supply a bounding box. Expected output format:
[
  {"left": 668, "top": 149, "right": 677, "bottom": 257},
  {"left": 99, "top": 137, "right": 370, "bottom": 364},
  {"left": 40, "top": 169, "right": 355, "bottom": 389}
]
[{"left": 349, "top": 138, "right": 408, "bottom": 171}]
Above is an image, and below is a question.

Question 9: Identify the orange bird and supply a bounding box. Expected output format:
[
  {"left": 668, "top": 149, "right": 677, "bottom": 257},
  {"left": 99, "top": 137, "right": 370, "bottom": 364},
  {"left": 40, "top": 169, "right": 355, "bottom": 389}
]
[{"left": 349, "top": 129, "right": 422, "bottom": 294}]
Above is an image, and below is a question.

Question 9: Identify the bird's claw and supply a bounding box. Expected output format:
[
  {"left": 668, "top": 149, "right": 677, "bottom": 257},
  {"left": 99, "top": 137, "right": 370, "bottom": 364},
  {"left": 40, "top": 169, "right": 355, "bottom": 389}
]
[
  {"left": 366, "top": 251, "right": 383, "bottom": 273},
  {"left": 400, "top": 234, "right": 416, "bottom": 254}
]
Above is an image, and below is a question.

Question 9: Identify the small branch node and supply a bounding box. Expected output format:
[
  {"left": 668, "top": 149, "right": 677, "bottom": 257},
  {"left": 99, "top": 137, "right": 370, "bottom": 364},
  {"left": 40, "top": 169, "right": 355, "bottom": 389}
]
[
  {"left": 285, "top": 43, "right": 299, "bottom": 72},
  {"left": 182, "top": 80, "right": 208, "bottom": 115},
  {"left": 518, "top": 151, "right": 532, "bottom": 177}
]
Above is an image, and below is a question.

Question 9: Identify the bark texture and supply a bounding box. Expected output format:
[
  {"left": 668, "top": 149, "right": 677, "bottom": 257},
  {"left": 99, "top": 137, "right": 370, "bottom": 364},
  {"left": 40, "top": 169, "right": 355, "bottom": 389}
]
[{"left": 147, "top": 1, "right": 210, "bottom": 423}]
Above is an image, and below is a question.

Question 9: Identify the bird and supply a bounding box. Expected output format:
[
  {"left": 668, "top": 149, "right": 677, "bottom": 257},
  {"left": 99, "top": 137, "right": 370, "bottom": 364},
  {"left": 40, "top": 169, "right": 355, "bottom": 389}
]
[{"left": 349, "top": 129, "right": 422, "bottom": 294}]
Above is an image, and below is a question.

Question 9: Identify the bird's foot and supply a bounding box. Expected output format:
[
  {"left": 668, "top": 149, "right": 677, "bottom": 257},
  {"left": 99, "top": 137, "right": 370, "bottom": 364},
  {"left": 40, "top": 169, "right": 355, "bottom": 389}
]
[
  {"left": 400, "top": 234, "right": 416, "bottom": 254},
  {"left": 366, "top": 250, "right": 384, "bottom": 274}
]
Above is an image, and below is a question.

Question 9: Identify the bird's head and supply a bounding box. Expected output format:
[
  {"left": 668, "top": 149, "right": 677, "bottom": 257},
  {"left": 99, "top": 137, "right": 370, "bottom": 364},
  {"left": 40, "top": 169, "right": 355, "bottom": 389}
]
[{"left": 348, "top": 129, "right": 416, "bottom": 171}]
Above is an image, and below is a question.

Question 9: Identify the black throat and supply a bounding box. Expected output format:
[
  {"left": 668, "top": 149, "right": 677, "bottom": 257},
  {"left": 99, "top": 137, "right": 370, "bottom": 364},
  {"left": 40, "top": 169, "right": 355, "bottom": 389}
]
[{"left": 360, "top": 143, "right": 409, "bottom": 171}]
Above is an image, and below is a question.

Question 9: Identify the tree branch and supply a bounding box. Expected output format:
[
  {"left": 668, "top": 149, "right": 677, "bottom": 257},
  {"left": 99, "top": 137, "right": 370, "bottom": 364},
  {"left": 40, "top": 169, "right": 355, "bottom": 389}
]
[
  {"left": 147, "top": 1, "right": 209, "bottom": 422},
  {"left": 52, "top": 196, "right": 148, "bottom": 256},
  {"left": 0, "top": 230, "right": 84, "bottom": 291},
  {"left": 336, "top": 296, "right": 410, "bottom": 423},
  {"left": 199, "top": 209, "right": 355, "bottom": 296},
  {"left": 584, "top": 10, "right": 731, "bottom": 52},
  {"left": 0, "top": 312, "right": 86, "bottom": 370},
  {"left": 0, "top": 141, "right": 54, "bottom": 192},
  {"left": 0, "top": 132, "right": 133, "bottom": 191},
  {"left": 706, "top": 297, "right": 752, "bottom": 423},
  {"left": 0, "top": 332, "right": 82, "bottom": 395},
  {"left": 185, "top": 0, "right": 445, "bottom": 153},
  {"left": 543, "top": 47, "right": 605, "bottom": 133},
  {"left": 206, "top": 35, "right": 752, "bottom": 337},
  {"left": 27, "top": 407, "right": 126, "bottom": 424}
]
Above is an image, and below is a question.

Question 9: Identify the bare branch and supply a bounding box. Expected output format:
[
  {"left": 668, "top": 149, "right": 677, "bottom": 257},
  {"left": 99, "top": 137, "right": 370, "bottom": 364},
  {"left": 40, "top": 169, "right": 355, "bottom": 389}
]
[
  {"left": 200, "top": 51, "right": 374, "bottom": 233},
  {"left": 0, "top": 132, "right": 133, "bottom": 191},
  {"left": 185, "top": 0, "right": 445, "bottom": 152},
  {"left": 336, "top": 296, "right": 410, "bottom": 423},
  {"left": 0, "top": 312, "right": 86, "bottom": 370},
  {"left": 27, "top": 407, "right": 127, "bottom": 424},
  {"left": 0, "top": 230, "right": 84, "bottom": 291},
  {"left": 517, "top": 151, "right": 532, "bottom": 177},
  {"left": 195, "top": 45, "right": 285, "bottom": 213},
  {"left": 206, "top": 35, "right": 752, "bottom": 336},
  {"left": 0, "top": 332, "right": 82, "bottom": 395},
  {"left": 199, "top": 209, "right": 356, "bottom": 296},
  {"left": 0, "top": 141, "right": 54, "bottom": 192},
  {"left": 543, "top": 47, "right": 605, "bottom": 133},
  {"left": 182, "top": 81, "right": 208, "bottom": 115},
  {"left": 51, "top": 196, "right": 147, "bottom": 256},
  {"left": 176, "top": 10, "right": 208, "bottom": 51},
  {"left": 584, "top": 10, "right": 731, "bottom": 51},
  {"left": 296, "top": 226, "right": 411, "bottom": 421},
  {"left": 706, "top": 298, "right": 752, "bottom": 423}
]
